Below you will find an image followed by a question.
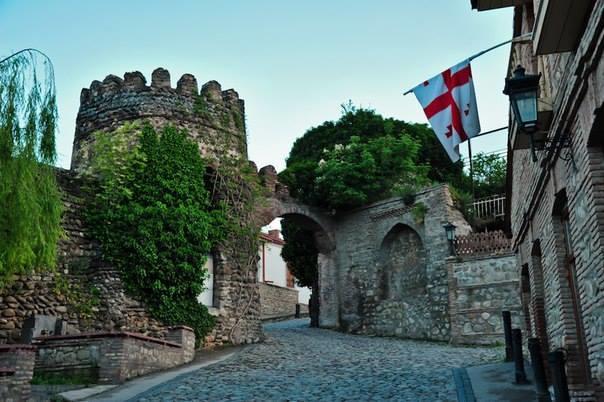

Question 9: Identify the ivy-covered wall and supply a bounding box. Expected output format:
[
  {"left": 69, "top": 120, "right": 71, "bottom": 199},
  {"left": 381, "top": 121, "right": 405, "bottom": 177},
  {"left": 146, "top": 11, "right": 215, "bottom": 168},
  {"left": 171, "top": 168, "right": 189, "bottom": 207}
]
[
  {"left": 0, "top": 169, "right": 166, "bottom": 343},
  {"left": 71, "top": 68, "right": 262, "bottom": 346},
  {"left": 0, "top": 68, "right": 262, "bottom": 346}
]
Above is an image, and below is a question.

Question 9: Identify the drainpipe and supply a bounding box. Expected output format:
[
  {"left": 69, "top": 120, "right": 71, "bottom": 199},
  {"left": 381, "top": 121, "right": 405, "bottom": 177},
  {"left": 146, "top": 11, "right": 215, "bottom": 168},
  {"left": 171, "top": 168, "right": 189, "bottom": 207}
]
[{"left": 262, "top": 241, "right": 266, "bottom": 282}]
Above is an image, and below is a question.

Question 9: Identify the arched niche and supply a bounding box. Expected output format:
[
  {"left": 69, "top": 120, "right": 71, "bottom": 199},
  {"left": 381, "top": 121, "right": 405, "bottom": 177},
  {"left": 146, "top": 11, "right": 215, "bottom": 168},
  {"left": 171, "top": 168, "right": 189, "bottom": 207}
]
[{"left": 377, "top": 223, "right": 427, "bottom": 301}]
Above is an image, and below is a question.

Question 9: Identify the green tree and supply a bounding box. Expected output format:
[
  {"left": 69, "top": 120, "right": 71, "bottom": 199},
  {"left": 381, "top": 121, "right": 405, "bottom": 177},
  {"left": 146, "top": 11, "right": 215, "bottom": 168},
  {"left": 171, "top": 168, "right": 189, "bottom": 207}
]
[
  {"left": 314, "top": 135, "right": 427, "bottom": 210},
  {"left": 280, "top": 219, "right": 317, "bottom": 288},
  {"left": 0, "top": 49, "right": 62, "bottom": 287},
  {"left": 86, "top": 123, "right": 226, "bottom": 340},
  {"left": 472, "top": 153, "right": 506, "bottom": 199},
  {"left": 282, "top": 107, "right": 465, "bottom": 208}
]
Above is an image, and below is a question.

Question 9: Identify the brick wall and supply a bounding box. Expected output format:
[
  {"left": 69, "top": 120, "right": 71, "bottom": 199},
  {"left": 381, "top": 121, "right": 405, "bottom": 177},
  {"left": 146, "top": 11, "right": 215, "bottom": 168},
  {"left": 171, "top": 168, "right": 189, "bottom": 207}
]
[
  {"left": 34, "top": 326, "right": 195, "bottom": 384},
  {"left": 0, "top": 345, "right": 35, "bottom": 401},
  {"left": 508, "top": 2, "right": 604, "bottom": 399},
  {"left": 259, "top": 283, "right": 299, "bottom": 320}
]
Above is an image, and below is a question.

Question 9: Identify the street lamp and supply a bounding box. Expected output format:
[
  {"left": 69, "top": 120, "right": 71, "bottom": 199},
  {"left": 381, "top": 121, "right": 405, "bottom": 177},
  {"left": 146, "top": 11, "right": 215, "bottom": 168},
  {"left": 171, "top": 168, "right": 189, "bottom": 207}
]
[
  {"left": 503, "top": 65, "right": 541, "bottom": 161},
  {"left": 443, "top": 222, "right": 456, "bottom": 256}
]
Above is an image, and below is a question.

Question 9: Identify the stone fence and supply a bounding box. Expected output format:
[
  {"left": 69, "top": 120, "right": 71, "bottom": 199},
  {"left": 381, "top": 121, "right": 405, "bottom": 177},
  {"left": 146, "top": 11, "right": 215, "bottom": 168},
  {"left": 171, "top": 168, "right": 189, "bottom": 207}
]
[
  {"left": 0, "top": 344, "right": 36, "bottom": 401},
  {"left": 259, "top": 283, "right": 299, "bottom": 321},
  {"left": 34, "top": 326, "right": 194, "bottom": 384},
  {"left": 447, "top": 253, "right": 523, "bottom": 345}
]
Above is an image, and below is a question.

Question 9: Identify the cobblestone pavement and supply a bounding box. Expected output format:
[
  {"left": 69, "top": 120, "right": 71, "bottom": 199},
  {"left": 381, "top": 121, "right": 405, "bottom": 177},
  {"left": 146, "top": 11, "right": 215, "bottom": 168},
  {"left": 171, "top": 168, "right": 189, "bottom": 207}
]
[{"left": 136, "top": 319, "right": 503, "bottom": 402}]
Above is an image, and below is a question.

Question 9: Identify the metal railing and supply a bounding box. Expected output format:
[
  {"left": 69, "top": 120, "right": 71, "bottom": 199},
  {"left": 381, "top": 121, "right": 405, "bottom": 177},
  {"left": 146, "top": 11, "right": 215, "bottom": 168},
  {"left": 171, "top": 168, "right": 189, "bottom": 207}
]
[
  {"left": 472, "top": 194, "right": 506, "bottom": 220},
  {"left": 454, "top": 230, "right": 512, "bottom": 256}
]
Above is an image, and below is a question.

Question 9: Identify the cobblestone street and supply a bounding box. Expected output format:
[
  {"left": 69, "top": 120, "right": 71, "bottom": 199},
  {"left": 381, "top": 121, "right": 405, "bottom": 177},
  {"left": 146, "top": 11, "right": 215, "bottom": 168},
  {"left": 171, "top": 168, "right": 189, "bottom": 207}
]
[{"left": 135, "top": 319, "right": 503, "bottom": 402}]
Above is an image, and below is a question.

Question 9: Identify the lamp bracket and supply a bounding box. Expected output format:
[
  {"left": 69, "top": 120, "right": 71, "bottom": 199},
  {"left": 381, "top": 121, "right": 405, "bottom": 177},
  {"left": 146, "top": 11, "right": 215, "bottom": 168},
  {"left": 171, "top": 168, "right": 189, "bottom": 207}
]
[{"left": 535, "top": 132, "right": 573, "bottom": 162}]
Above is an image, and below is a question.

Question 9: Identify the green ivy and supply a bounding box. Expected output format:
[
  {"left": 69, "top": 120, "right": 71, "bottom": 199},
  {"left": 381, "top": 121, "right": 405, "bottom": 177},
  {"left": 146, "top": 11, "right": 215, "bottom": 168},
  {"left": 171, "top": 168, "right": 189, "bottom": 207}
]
[
  {"left": 85, "top": 123, "right": 227, "bottom": 340},
  {"left": 411, "top": 202, "right": 429, "bottom": 224},
  {"left": 193, "top": 95, "right": 210, "bottom": 119},
  {"left": 52, "top": 272, "right": 99, "bottom": 320}
]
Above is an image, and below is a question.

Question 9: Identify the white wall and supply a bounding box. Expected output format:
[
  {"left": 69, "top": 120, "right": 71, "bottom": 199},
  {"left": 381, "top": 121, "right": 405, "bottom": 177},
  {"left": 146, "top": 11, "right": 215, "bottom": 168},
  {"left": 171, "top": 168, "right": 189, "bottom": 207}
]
[
  {"left": 197, "top": 255, "right": 214, "bottom": 307},
  {"left": 258, "top": 239, "right": 313, "bottom": 305},
  {"left": 258, "top": 241, "right": 288, "bottom": 287},
  {"left": 296, "top": 285, "right": 312, "bottom": 305}
]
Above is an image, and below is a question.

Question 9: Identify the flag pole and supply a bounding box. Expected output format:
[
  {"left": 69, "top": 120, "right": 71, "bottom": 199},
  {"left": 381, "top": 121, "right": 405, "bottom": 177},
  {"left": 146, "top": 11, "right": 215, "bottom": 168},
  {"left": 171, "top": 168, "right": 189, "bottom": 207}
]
[
  {"left": 468, "top": 138, "right": 475, "bottom": 203},
  {"left": 402, "top": 33, "right": 532, "bottom": 96}
]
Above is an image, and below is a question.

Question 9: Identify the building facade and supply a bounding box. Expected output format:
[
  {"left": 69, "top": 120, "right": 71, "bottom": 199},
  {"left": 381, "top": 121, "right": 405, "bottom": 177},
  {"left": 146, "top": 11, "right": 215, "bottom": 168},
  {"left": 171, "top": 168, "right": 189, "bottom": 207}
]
[
  {"left": 257, "top": 230, "right": 311, "bottom": 320},
  {"left": 472, "top": 0, "right": 604, "bottom": 399}
]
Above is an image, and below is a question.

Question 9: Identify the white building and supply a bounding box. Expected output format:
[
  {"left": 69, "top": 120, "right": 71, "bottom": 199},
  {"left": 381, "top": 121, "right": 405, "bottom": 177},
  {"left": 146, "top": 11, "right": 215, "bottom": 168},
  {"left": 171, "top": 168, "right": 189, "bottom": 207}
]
[
  {"left": 258, "top": 230, "right": 311, "bottom": 305},
  {"left": 197, "top": 230, "right": 311, "bottom": 315}
]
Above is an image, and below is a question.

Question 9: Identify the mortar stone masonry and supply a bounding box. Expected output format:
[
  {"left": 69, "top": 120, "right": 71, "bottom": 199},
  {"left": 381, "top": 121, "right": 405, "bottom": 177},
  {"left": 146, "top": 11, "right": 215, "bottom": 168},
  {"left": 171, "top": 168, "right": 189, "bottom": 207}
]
[
  {"left": 447, "top": 253, "right": 522, "bottom": 345},
  {"left": 33, "top": 326, "right": 195, "bottom": 384},
  {"left": 258, "top": 283, "right": 299, "bottom": 321},
  {"left": 0, "top": 345, "right": 36, "bottom": 402}
]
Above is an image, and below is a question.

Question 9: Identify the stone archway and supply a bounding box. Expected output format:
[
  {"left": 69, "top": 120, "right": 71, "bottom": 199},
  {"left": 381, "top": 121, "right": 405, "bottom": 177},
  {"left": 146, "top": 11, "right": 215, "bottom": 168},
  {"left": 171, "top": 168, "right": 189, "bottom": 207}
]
[{"left": 256, "top": 166, "right": 338, "bottom": 328}]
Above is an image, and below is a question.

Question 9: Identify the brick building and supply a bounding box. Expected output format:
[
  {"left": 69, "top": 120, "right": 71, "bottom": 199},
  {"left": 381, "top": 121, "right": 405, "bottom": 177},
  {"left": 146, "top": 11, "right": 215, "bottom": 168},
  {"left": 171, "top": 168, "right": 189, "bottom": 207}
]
[{"left": 471, "top": 0, "right": 604, "bottom": 399}]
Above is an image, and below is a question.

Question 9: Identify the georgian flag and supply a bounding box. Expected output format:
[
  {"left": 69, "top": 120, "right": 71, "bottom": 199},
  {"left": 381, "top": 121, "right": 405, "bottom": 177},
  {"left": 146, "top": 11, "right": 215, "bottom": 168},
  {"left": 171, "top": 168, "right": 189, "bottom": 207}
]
[{"left": 412, "top": 59, "right": 480, "bottom": 162}]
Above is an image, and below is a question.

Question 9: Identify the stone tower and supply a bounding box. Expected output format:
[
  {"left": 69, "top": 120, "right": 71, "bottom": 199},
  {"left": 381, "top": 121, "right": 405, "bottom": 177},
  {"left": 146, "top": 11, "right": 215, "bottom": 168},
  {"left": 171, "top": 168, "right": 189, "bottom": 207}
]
[
  {"left": 71, "top": 68, "right": 247, "bottom": 172},
  {"left": 69, "top": 68, "right": 262, "bottom": 345}
]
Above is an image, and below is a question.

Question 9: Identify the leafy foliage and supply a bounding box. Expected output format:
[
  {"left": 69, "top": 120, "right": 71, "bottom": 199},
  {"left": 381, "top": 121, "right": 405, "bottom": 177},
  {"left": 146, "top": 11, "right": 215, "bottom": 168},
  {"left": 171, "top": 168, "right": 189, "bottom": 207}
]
[
  {"left": 411, "top": 202, "right": 429, "bottom": 224},
  {"left": 278, "top": 105, "right": 507, "bottom": 297},
  {"left": 0, "top": 49, "right": 62, "bottom": 287},
  {"left": 472, "top": 153, "right": 506, "bottom": 198},
  {"left": 86, "top": 123, "right": 227, "bottom": 340},
  {"left": 280, "top": 219, "right": 318, "bottom": 288},
  {"left": 315, "top": 135, "right": 428, "bottom": 210},
  {"left": 282, "top": 107, "right": 464, "bottom": 209}
]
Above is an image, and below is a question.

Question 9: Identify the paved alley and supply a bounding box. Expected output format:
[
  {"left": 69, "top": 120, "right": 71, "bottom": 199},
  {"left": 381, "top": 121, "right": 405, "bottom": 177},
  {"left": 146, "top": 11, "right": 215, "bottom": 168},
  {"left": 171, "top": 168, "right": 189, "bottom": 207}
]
[{"left": 135, "top": 319, "right": 503, "bottom": 402}]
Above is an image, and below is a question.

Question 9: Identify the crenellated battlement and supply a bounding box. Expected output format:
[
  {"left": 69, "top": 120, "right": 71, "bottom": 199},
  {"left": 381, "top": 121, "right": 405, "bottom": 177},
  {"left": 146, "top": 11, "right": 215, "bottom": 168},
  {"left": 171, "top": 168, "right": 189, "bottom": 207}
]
[
  {"left": 71, "top": 68, "right": 247, "bottom": 172},
  {"left": 78, "top": 68, "right": 242, "bottom": 107}
]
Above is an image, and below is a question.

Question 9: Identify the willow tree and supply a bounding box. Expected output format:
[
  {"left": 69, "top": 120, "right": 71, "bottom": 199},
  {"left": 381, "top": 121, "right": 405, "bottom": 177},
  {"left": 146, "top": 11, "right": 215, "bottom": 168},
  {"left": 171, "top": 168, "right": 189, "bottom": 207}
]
[{"left": 0, "top": 49, "right": 62, "bottom": 287}]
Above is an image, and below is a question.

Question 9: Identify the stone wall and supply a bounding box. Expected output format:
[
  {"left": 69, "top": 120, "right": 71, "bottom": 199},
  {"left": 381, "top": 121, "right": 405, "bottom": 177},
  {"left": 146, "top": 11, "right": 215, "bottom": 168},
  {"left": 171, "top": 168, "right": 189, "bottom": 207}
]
[
  {"left": 259, "top": 283, "right": 299, "bottom": 320},
  {"left": 259, "top": 182, "right": 481, "bottom": 342},
  {"left": 34, "top": 326, "right": 195, "bottom": 383},
  {"left": 0, "top": 169, "right": 166, "bottom": 344},
  {"left": 71, "top": 68, "right": 247, "bottom": 172},
  {"left": 0, "top": 345, "right": 36, "bottom": 401},
  {"left": 332, "top": 184, "right": 472, "bottom": 341},
  {"left": 70, "top": 68, "right": 262, "bottom": 347},
  {"left": 447, "top": 254, "right": 522, "bottom": 345},
  {"left": 0, "top": 68, "right": 262, "bottom": 348}
]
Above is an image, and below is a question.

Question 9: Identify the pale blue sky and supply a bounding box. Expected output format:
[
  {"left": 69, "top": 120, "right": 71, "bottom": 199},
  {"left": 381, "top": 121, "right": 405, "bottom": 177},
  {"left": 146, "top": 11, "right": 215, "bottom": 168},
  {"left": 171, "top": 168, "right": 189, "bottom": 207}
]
[{"left": 1, "top": 0, "right": 512, "bottom": 171}]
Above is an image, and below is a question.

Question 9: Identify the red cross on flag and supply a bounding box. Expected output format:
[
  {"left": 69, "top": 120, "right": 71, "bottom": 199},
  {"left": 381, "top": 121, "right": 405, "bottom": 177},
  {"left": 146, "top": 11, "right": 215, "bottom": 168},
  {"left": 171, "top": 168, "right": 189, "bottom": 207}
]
[{"left": 412, "top": 59, "right": 480, "bottom": 162}]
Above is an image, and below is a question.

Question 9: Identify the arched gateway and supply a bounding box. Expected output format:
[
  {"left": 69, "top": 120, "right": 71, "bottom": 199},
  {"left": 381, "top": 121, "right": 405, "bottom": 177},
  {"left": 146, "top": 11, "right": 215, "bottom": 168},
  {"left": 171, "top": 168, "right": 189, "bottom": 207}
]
[
  {"left": 256, "top": 166, "right": 339, "bottom": 328},
  {"left": 257, "top": 165, "right": 472, "bottom": 340}
]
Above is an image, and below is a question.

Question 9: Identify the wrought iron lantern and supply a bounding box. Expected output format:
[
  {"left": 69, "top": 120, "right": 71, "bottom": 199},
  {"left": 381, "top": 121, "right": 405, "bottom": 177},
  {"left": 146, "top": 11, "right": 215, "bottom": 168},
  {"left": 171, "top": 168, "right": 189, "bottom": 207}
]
[
  {"left": 443, "top": 222, "right": 456, "bottom": 255},
  {"left": 504, "top": 65, "right": 541, "bottom": 161},
  {"left": 504, "top": 65, "right": 540, "bottom": 131}
]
